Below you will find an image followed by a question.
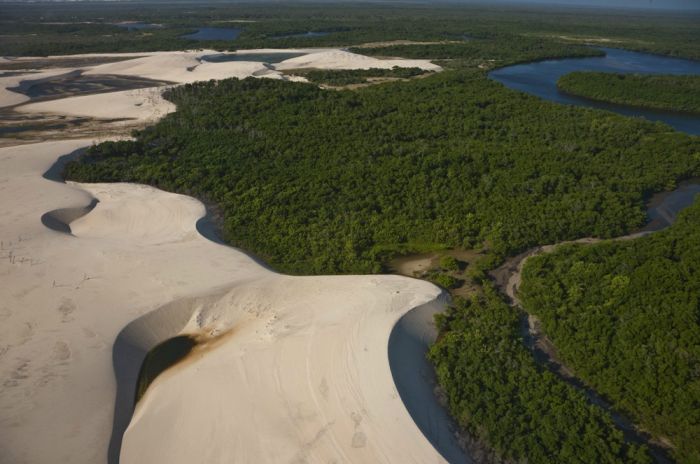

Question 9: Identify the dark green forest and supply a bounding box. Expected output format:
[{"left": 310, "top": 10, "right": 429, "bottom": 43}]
[
  {"left": 64, "top": 72, "right": 700, "bottom": 274},
  {"left": 350, "top": 39, "right": 604, "bottom": 68},
  {"left": 430, "top": 287, "right": 651, "bottom": 463},
  {"left": 1, "top": 2, "right": 699, "bottom": 61},
  {"left": 558, "top": 72, "right": 700, "bottom": 114},
  {"left": 519, "top": 199, "right": 700, "bottom": 463}
]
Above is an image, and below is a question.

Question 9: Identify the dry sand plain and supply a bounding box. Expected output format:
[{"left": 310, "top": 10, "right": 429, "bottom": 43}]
[{"left": 0, "top": 49, "right": 459, "bottom": 463}]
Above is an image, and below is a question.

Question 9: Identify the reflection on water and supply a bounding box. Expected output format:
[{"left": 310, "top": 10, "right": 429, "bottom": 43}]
[
  {"left": 490, "top": 48, "right": 700, "bottom": 135},
  {"left": 645, "top": 180, "right": 700, "bottom": 231}
]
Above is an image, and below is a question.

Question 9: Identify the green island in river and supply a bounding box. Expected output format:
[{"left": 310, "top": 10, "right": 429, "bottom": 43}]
[{"left": 558, "top": 72, "right": 700, "bottom": 114}]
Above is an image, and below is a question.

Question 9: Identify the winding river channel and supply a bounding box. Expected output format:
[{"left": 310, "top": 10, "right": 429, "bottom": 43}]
[{"left": 490, "top": 47, "right": 700, "bottom": 135}]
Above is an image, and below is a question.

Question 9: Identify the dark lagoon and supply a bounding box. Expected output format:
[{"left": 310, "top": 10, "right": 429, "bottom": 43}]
[
  {"left": 182, "top": 27, "right": 242, "bottom": 41},
  {"left": 10, "top": 70, "right": 171, "bottom": 102},
  {"left": 201, "top": 52, "right": 305, "bottom": 64},
  {"left": 490, "top": 48, "right": 700, "bottom": 135},
  {"left": 645, "top": 180, "right": 700, "bottom": 231}
]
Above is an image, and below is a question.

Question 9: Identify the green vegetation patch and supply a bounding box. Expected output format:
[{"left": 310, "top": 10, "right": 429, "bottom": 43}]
[
  {"left": 558, "top": 72, "right": 700, "bottom": 114},
  {"left": 429, "top": 287, "right": 651, "bottom": 463},
  {"left": 429, "top": 273, "right": 460, "bottom": 290},
  {"left": 519, "top": 199, "right": 700, "bottom": 462},
  {"left": 64, "top": 72, "right": 700, "bottom": 275}
]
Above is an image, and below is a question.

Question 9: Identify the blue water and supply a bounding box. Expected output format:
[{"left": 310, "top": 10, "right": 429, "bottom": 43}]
[
  {"left": 645, "top": 181, "right": 700, "bottom": 231},
  {"left": 182, "top": 27, "right": 242, "bottom": 41},
  {"left": 489, "top": 48, "right": 700, "bottom": 135}
]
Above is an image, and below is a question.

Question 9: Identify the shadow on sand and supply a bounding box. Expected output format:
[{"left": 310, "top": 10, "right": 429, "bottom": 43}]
[{"left": 388, "top": 291, "right": 472, "bottom": 463}]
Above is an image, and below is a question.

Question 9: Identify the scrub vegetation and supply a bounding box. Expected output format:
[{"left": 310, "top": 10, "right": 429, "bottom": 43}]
[{"left": 558, "top": 72, "right": 700, "bottom": 114}]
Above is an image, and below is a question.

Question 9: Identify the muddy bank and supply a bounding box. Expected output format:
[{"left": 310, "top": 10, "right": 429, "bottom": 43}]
[{"left": 9, "top": 70, "right": 173, "bottom": 103}]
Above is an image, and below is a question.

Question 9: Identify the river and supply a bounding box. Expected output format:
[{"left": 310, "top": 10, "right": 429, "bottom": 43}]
[{"left": 489, "top": 47, "right": 700, "bottom": 135}]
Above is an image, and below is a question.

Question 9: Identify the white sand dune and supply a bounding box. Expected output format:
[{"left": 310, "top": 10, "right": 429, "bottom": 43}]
[
  {"left": 6, "top": 49, "right": 440, "bottom": 122},
  {"left": 13, "top": 51, "right": 272, "bottom": 122},
  {"left": 82, "top": 51, "right": 273, "bottom": 83},
  {"left": 0, "top": 49, "right": 456, "bottom": 464},
  {"left": 275, "top": 49, "right": 442, "bottom": 71},
  {"left": 17, "top": 87, "right": 175, "bottom": 122}
]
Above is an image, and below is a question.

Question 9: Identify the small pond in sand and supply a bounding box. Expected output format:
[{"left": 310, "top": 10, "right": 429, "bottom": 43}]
[
  {"left": 9, "top": 71, "right": 171, "bottom": 102},
  {"left": 490, "top": 47, "right": 700, "bottom": 135},
  {"left": 201, "top": 52, "right": 305, "bottom": 64}
]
